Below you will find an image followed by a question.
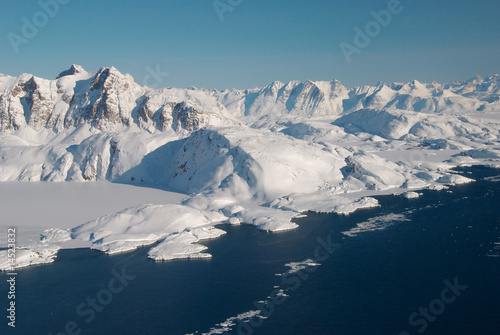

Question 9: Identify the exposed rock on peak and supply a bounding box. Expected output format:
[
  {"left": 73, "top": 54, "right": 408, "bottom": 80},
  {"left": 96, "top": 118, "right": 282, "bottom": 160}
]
[
  {"left": 173, "top": 101, "right": 209, "bottom": 132},
  {"left": 56, "top": 64, "right": 86, "bottom": 79}
]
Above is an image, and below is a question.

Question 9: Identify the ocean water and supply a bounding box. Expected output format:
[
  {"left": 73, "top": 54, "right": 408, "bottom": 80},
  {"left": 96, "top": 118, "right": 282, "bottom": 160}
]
[{"left": 1, "top": 166, "right": 499, "bottom": 335}]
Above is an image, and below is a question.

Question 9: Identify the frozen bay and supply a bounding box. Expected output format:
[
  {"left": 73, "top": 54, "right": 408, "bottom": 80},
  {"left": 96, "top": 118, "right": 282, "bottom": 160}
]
[{"left": 0, "top": 182, "right": 186, "bottom": 249}]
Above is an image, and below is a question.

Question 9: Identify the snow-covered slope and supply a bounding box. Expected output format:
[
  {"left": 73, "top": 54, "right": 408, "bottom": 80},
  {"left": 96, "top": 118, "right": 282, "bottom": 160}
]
[
  {"left": 207, "top": 75, "right": 500, "bottom": 119},
  {"left": 1, "top": 66, "right": 499, "bottom": 269}
]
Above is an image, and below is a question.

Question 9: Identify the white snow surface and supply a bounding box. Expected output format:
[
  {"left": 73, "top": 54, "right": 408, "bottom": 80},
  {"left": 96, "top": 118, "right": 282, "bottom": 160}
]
[{"left": 1, "top": 66, "right": 499, "bottom": 270}]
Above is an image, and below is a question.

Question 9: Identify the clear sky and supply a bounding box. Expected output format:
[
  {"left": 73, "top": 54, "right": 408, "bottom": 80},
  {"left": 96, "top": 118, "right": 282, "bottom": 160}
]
[{"left": 0, "top": 0, "right": 499, "bottom": 89}]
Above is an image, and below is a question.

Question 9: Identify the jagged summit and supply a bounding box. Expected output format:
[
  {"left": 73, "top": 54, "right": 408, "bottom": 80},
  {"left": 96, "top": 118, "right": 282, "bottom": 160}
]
[
  {"left": 56, "top": 64, "right": 86, "bottom": 79},
  {"left": 485, "top": 74, "right": 500, "bottom": 82},
  {"left": 468, "top": 74, "right": 483, "bottom": 84},
  {"left": 1, "top": 65, "right": 500, "bottom": 133}
]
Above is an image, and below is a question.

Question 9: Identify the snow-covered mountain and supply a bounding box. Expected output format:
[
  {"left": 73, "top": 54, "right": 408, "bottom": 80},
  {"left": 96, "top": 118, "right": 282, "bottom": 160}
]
[
  {"left": 207, "top": 75, "right": 500, "bottom": 118},
  {"left": 2, "top": 65, "right": 498, "bottom": 132},
  {"left": 0, "top": 65, "right": 231, "bottom": 133},
  {"left": 1, "top": 65, "right": 499, "bottom": 269}
]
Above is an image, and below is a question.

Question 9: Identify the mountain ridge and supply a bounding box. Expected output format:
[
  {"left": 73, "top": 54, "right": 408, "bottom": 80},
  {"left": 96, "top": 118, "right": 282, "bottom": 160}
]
[{"left": 1, "top": 65, "right": 499, "bottom": 133}]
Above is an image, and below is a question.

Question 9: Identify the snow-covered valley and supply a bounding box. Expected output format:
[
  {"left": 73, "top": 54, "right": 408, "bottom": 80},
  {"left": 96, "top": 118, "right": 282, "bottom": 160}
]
[{"left": 1, "top": 65, "right": 499, "bottom": 270}]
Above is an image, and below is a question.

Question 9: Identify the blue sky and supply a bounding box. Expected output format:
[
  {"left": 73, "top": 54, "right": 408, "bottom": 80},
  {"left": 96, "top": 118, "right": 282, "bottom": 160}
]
[{"left": 0, "top": 0, "right": 499, "bottom": 89}]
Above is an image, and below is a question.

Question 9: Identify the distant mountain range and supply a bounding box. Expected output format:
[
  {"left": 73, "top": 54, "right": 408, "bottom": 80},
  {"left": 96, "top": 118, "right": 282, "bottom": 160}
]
[{"left": 1, "top": 65, "right": 498, "bottom": 132}]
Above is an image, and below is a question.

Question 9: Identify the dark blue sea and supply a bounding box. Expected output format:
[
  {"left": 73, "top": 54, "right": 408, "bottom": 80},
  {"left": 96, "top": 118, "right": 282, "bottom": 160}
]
[{"left": 1, "top": 166, "right": 499, "bottom": 335}]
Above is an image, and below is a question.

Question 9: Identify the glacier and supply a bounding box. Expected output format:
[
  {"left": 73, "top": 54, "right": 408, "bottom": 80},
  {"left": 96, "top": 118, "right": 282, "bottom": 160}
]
[{"left": 0, "top": 65, "right": 499, "bottom": 270}]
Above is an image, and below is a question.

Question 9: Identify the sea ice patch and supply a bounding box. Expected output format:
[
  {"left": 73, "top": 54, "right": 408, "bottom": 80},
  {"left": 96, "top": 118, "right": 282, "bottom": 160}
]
[{"left": 343, "top": 213, "right": 411, "bottom": 237}]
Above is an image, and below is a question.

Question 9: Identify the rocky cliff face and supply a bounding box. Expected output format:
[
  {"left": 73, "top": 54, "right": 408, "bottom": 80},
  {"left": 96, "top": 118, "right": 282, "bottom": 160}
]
[
  {"left": 0, "top": 65, "right": 216, "bottom": 134},
  {"left": 0, "top": 74, "right": 55, "bottom": 131},
  {"left": 136, "top": 99, "right": 210, "bottom": 132}
]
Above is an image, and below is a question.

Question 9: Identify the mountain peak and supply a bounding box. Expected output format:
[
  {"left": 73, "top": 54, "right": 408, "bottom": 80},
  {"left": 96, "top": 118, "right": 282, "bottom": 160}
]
[
  {"left": 485, "top": 74, "right": 500, "bottom": 83},
  {"left": 95, "top": 66, "right": 124, "bottom": 77},
  {"left": 89, "top": 66, "right": 133, "bottom": 92},
  {"left": 56, "top": 64, "right": 85, "bottom": 79},
  {"left": 466, "top": 74, "right": 483, "bottom": 84}
]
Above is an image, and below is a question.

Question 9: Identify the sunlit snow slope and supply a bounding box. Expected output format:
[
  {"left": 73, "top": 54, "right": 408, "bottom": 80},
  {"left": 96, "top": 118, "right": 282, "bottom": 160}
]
[{"left": 1, "top": 65, "right": 499, "bottom": 269}]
